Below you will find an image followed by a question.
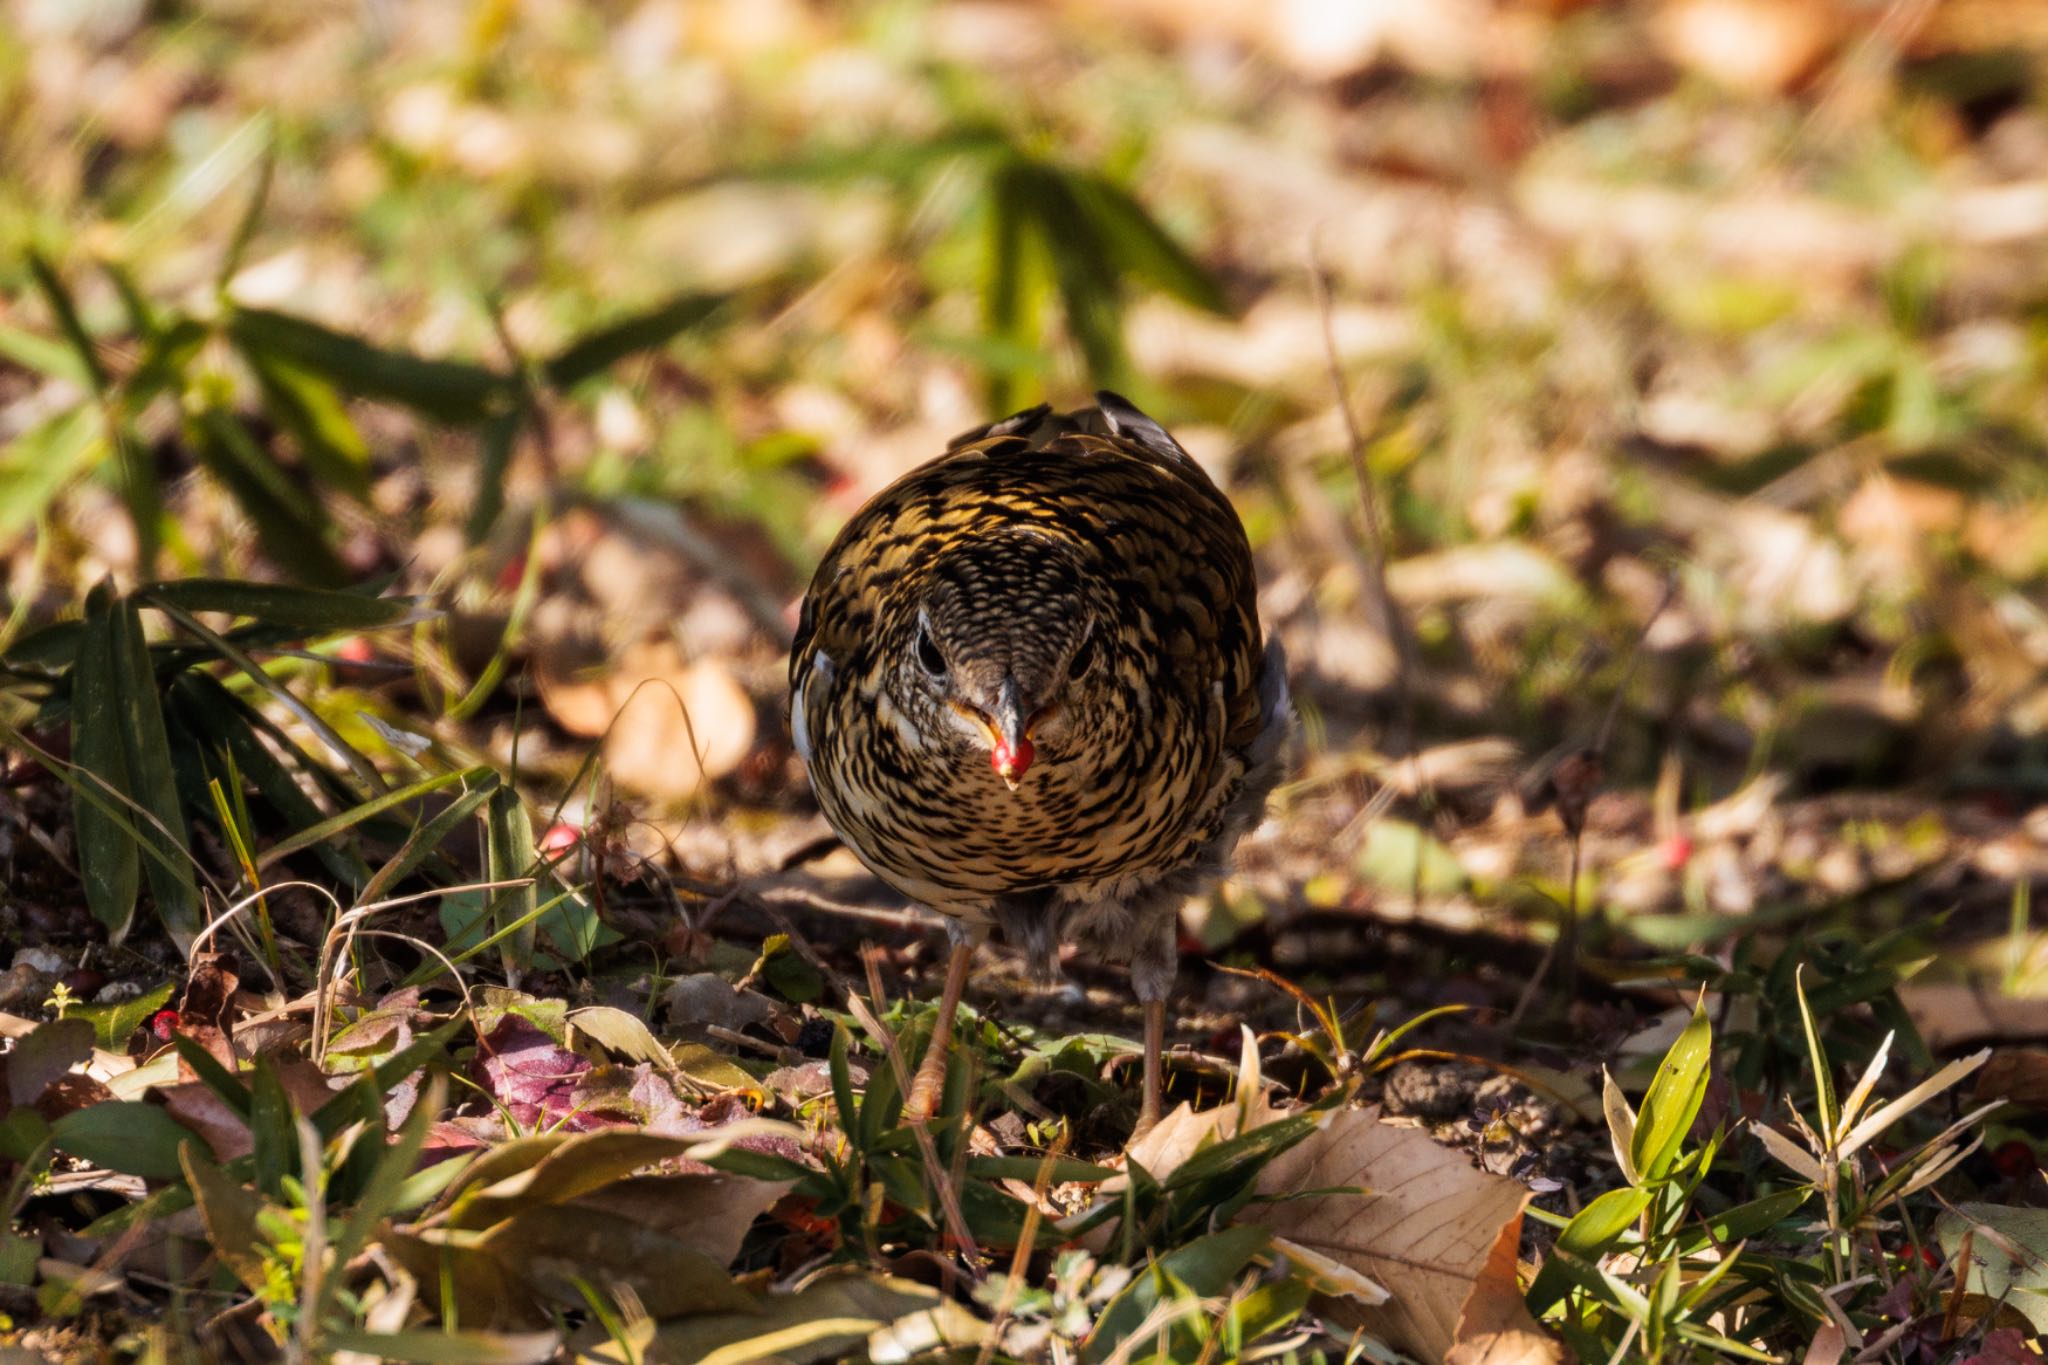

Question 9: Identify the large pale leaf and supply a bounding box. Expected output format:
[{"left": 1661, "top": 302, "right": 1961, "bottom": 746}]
[
  {"left": 474, "top": 1203, "right": 756, "bottom": 1319},
  {"left": 1244, "top": 1107, "right": 1557, "bottom": 1364}
]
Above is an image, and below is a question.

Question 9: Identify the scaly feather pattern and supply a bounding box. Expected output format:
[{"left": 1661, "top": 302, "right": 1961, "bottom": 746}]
[{"left": 790, "top": 393, "right": 1290, "bottom": 1006}]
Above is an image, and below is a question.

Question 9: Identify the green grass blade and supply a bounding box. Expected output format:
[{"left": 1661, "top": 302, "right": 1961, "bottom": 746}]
[
  {"left": 71, "top": 588, "right": 140, "bottom": 939},
  {"left": 543, "top": 291, "right": 727, "bottom": 391},
  {"left": 1794, "top": 965, "right": 1837, "bottom": 1139},
  {"left": 145, "top": 593, "right": 388, "bottom": 796},
  {"left": 227, "top": 307, "right": 511, "bottom": 423},
  {"left": 0, "top": 405, "right": 108, "bottom": 543},
  {"left": 187, "top": 407, "right": 348, "bottom": 585},
  {"left": 1070, "top": 171, "right": 1230, "bottom": 316},
  {"left": 144, "top": 578, "right": 419, "bottom": 632},
  {"left": 485, "top": 785, "right": 538, "bottom": 974},
  {"left": 24, "top": 251, "right": 108, "bottom": 393},
  {"left": 0, "top": 321, "right": 92, "bottom": 384},
  {"left": 253, "top": 767, "right": 488, "bottom": 870},
  {"left": 462, "top": 408, "right": 519, "bottom": 545},
  {"left": 359, "top": 775, "right": 499, "bottom": 903},
  {"left": 247, "top": 353, "right": 374, "bottom": 503},
  {"left": 109, "top": 596, "right": 201, "bottom": 939}
]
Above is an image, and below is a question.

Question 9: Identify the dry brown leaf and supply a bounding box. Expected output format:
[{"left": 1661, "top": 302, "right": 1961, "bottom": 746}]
[
  {"left": 1444, "top": 1204, "right": 1564, "bottom": 1365},
  {"left": 1652, "top": 0, "right": 1842, "bottom": 95},
  {"left": 1241, "top": 1107, "right": 1557, "bottom": 1364},
  {"left": 603, "top": 649, "right": 755, "bottom": 800},
  {"left": 1124, "top": 1094, "right": 1288, "bottom": 1178},
  {"left": 1803, "top": 1321, "right": 1848, "bottom": 1365},
  {"left": 1901, "top": 984, "right": 2048, "bottom": 1050},
  {"left": 154, "top": 1063, "right": 345, "bottom": 1162},
  {"left": 1110, "top": 1100, "right": 1555, "bottom": 1363},
  {"left": 1974, "top": 1049, "right": 2048, "bottom": 1111},
  {"left": 538, "top": 638, "right": 757, "bottom": 800}
]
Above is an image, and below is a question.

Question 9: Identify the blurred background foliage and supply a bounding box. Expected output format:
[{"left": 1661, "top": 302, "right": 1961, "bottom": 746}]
[{"left": 2, "top": 0, "right": 2048, "bottom": 956}]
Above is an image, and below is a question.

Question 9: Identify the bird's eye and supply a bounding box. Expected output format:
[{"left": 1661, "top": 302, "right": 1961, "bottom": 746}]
[
  {"left": 914, "top": 620, "right": 948, "bottom": 678},
  {"left": 1067, "top": 628, "right": 1098, "bottom": 680}
]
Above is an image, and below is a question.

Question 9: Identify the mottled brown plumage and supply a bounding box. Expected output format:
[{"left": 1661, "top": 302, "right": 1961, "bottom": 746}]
[{"left": 790, "top": 393, "right": 1291, "bottom": 1127}]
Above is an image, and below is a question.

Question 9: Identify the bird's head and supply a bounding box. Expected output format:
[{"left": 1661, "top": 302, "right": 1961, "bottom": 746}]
[{"left": 895, "top": 531, "right": 1106, "bottom": 790}]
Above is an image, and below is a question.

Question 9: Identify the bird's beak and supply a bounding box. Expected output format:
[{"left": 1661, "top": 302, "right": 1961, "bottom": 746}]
[{"left": 990, "top": 679, "right": 1035, "bottom": 790}]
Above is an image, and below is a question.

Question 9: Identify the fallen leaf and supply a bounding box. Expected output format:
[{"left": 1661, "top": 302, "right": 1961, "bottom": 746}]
[
  {"left": 664, "top": 973, "right": 777, "bottom": 1035},
  {"left": 1958, "top": 1327, "right": 2040, "bottom": 1365},
  {"left": 1244, "top": 1108, "right": 1554, "bottom": 1364},
  {"left": 179, "top": 952, "right": 240, "bottom": 1035},
  {"left": 33, "top": 1073, "right": 115, "bottom": 1122},
  {"left": 474, "top": 1016, "right": 593, "bottom": 1130},
  {"left": 537, "top": 639, "right": 756, "bottom": 801},
  {"left": 390, "top": 1124, "right": 799, "bottom": 1328},
  {"left": 153, "top": 1063, "right": 345, "bottom": 1162},
  {"left": 5, "top": 1018, "right": 93, "bottom": 1109},
  {"left": 602, "top": 646, "right": 756, "bottom": 801},
  {"left": 476, "top": 1203, "right": 757, "bottom": 1319},
  {"left": 569, "top": 1005, "right": 679, "bottom": 1071},
  {"left": 1445, "top": 1205, "right": 1565, "bottom": 1365},
  {"left": 569, "top": 1171, "right": 793, "bottom": 1268},
  {"left": 1802, "top": 1321, "right": 1847, "bottom": 1365},
  {"left": 588, "top": 1269, "right": 960, "bottom": 1365},
  {"left": 1109, "top": 1099, "right": 1555, "bottom": 1363},
  {"left": 1974, "top": 1049, "right": 2048, "bottom": 1111},
  {"left": 1902, "top": 984, "right": 2048, "bottom": 1050}
]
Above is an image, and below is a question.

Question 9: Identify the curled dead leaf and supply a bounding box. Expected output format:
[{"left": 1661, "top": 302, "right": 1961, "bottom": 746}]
[{"left": 538, "top": 639, "right": 756, "bottom": 801}]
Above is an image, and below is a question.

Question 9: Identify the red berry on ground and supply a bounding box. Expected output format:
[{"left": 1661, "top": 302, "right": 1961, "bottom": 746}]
[{"left": 1991, "top": 1139, "right": 2037, "bottom": 1180}]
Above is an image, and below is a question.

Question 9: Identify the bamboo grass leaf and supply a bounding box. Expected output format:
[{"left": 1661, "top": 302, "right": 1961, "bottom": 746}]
[
  {"left": 109, "top": 595, "right": 201, "bottom": 940},
  {"left": 71, "top": 587, "right": 139, "bottom": 939},
  {"left": 227, "top": 308, "right": 511, "bottom": 423},
  {"left": 543, "top": 291, "right": 728, "bottom": 391}
]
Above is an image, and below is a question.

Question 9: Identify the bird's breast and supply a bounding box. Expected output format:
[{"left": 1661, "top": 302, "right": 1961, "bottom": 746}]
[{"left": 808, "top": 688, "right": 1222, "bottom": 910}]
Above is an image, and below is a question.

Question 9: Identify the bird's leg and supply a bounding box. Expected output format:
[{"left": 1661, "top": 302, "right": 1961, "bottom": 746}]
[
  {"left": 1141, "top": 997, "right": 1166, "bottom": 1135},
  {"left": 904, "top": 926, "right": 978, "bottom": 1122},
  {"left": 1130, "top": 913, "right": 1178, "bottom": 1139}
]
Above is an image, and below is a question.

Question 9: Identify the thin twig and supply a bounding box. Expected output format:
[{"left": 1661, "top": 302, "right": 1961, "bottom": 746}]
[
  {"left": 1308, "top": 242, "right": 1417, "bottom": 755},
  {"left": 976, "top": 1131, "right": 1069, "bottom": 1365}
]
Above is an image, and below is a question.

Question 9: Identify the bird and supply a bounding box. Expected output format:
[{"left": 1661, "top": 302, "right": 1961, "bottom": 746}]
[{"left": 789, "top": 392, "right": 1291, "bottom": 1132}]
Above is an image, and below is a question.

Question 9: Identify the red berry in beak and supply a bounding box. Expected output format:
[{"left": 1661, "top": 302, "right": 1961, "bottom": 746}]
[{"left": 992, "top": 734, "right": 1034, "bottom": 786}]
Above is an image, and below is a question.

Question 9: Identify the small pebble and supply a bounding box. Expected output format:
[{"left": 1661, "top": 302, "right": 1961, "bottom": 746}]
[{"left": 12, "top": 946, "right": 67, "bottom": 976}]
